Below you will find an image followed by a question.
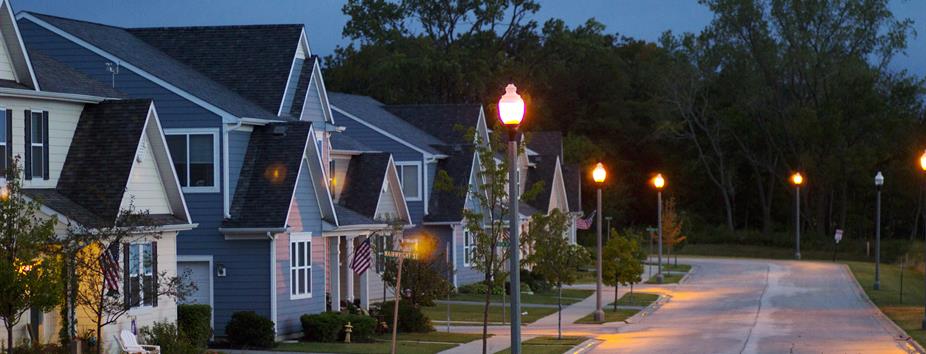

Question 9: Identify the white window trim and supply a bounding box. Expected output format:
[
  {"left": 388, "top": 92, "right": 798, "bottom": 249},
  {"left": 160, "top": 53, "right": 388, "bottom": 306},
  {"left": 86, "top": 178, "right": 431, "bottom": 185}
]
[
  {"left": 28, "top": 110, "right": 44, "bottom": 178},
  {"left": 165, "top": 128, "right": 221, "bottom": 193},
  {"left": 127, "top": 242, "right": 154, "bottom": 311},
  {"left": 0, "top": 107, "right": 7, "bottom": 172},
  {"left": 289, "top": 232, "right": 313, "bottom": 300},
  {"left": 463, "top": 229, "right": 474, "bottom": 267},
  {"left": 395, "top": 161, "right": 422, "bottom": 201}
]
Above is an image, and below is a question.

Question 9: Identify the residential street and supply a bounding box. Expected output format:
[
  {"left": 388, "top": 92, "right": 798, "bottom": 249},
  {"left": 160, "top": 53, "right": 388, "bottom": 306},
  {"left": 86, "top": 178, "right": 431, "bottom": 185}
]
[{"left": 442, "top": 257, "right": 918, "bottom": 354}]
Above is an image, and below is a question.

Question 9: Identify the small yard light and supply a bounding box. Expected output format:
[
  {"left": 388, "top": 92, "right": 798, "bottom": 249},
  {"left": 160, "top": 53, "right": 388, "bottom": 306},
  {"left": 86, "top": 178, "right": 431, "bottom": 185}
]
[{"left": 790, "top": 172, "right": 804, "bottom": 259}]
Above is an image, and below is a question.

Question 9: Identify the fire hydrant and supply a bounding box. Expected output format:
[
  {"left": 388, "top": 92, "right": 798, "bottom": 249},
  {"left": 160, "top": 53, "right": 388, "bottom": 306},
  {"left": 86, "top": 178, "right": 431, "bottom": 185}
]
[{"left": 344, "top": 322, "right": 353, "bottom": 344}]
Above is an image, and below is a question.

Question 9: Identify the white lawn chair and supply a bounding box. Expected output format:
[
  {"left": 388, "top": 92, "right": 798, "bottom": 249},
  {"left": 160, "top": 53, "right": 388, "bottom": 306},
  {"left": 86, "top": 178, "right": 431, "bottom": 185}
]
[{"left": 115, "top": 329, "right": 160, "bottom": 354}]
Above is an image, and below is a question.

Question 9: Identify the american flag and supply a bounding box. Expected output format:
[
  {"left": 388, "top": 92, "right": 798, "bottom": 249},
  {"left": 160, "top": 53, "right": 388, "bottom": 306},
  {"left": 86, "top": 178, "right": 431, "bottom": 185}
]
[
  {"left": 351, "top": 238, "right": 373, "bottom": 275},
  {"left": 101, "top": 245, "right": 120, "bottom": 294},
  {"left": 576, "top": 210, "right": 596, "bottom": 230}
]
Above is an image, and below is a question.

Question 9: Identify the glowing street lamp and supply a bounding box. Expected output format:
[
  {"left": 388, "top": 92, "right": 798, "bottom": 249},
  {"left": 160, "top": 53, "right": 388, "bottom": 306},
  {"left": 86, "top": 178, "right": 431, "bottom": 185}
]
[
  {"left": 591, "top": 162, "right": 606, "bottom": 322},
  {"left": 499, "top": 84, "right": 525, "bottom": 354},
  {"left": 652, "top": 173, "right": 666, "bottom": 283},
  {"left": 791, "top": 172, "right": 803, "bottom": 260},
  {"left": 920, "top": 150, "right": 926, "bottom": 330},
  {"left": 874, "top": 171, "right": 884, "bottom": 290}
]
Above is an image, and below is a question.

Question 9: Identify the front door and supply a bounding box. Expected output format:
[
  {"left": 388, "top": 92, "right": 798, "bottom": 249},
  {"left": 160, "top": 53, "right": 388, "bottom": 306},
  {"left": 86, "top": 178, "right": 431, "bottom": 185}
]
[{"left": 179, "top": 261, "right": 212, "bottom": 306}]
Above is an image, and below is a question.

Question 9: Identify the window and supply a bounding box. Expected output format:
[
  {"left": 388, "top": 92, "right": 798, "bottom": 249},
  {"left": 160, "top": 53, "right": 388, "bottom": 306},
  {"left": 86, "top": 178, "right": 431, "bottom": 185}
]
[
  {"left": 290, "top": 233, "right": 312, "bottom": 299},
  {"left": 374, "top": 233, "right": 394, "bottom": 273},
  {"left": 29, "top": 112, "right": 43, "bottom": 178},
  {"left": 0, "top": 110, "right": 6, "bottom": 175},
  {"left": 127, "top": 243, "right": 155, "bottom": 308},
  {"left": 396, "top": 162, "right": 421, "bottom": 201},
  {"left": 463, "top": 230, "right": 475, "bottom": 267},
  {"left": 166, "top": 130, "right": 219, "bottom": 192}
]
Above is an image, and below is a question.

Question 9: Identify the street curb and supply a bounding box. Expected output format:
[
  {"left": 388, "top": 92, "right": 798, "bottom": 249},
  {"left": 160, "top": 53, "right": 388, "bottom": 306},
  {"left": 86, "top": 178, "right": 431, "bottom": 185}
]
[
  {"left": 624, "top": 293, "right": 670, "bottom": 324},
  {"left": 568, "top": 338, "right": 603, "bottom": 354},
  {"left": 842, "top": 263, "right": 925, "bottom": 354},
  {"left": 678, "top": 265, "right": 695, "bottom": 284}
]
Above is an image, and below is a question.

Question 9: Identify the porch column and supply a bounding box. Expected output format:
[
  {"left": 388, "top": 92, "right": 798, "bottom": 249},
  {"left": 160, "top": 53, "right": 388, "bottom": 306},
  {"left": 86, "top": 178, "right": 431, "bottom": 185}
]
[
  {"left": 345, "top": 236, "right": 355, "bottom": 302},
  {"left": 359, "top": 235, "right": 370, "bottom": 310},
  {"left": 328, "top": 237, "right": 341, "bottom": 311}
]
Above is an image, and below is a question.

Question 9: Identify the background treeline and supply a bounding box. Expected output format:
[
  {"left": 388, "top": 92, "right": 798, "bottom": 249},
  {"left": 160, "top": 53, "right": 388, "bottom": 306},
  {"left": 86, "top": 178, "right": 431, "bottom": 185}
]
[{"left": 323, "top": 0, "right": 926, "bottom": 259}]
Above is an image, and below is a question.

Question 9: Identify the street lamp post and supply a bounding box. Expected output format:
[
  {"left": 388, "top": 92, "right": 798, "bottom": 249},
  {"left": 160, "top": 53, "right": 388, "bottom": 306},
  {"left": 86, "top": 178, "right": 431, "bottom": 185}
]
[
  {"left": 652, "top": 174, "right": 665, "bottom": 283},
  {"left": 592, "top": 162, "right": 607, "bottom": 322},
  {"left": 499, "top": 84, "right": 525, "bottom": 353},
  {"left": 919, "top": 151, "right": 926, "bottom": 330},
  {"left": 791, "top": 172, "right": 804, "bottom": 260},
  {"left": 874, "top": 171, "right": 884, "bottom": 290}
]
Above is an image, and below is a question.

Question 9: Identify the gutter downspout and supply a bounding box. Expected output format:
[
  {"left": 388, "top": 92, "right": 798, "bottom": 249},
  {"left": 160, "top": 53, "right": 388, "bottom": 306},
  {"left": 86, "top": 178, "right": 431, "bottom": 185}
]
[{"left": 269, "top": 231, "right": 277, "bottom": 336}]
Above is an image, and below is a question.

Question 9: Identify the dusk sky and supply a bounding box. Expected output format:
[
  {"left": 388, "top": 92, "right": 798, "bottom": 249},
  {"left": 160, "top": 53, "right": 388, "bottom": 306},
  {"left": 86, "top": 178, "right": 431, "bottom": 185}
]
[{"left": 10, "top": 0, "right": 925, "bottom": 78}]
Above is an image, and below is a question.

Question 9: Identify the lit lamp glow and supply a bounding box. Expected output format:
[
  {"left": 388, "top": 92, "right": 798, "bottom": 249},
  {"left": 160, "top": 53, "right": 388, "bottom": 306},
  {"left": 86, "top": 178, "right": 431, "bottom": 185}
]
[
  {"left": 592, "top": 163, "right": 606, "bottom": 183},
  {"left": 498, "top": 84, "right": 525, "bottom": 127},
  {"left": 652, "top": 173, "right": 665, "bottom": 189},
  {"left": 920, "top": 150, "right": 926, "bottom": 171},
  {"left": 791, "top": 172, "right": 803, "bottom": 185}
]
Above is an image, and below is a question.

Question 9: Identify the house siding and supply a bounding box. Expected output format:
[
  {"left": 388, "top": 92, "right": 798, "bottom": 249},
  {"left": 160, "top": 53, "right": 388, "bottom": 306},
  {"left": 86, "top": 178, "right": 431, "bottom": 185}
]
[
  {"left": 275, "top": 161, "right": 326, "bottom": 336},
  {"left": 0, "top": 30, "right": 16, "bottom": 81},
  {"left": 120, "top": 133, "right": 172, "bottom": 214},
  {"left": 300, "top": 72, "right": 324, "bottom": 123},
  {"left": 0, "top": 96, "right": 83, "bottom": 189},
  {"left": 452, "top": 224, "right": 483, "bottom": 286},
  {"left": 227, "top": 129, "right": 251, "bottom": 200}
]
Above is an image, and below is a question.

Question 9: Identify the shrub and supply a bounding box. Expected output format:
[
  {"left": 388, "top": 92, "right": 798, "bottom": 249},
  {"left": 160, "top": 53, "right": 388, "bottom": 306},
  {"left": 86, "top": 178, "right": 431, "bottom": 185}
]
[
  {"left": 520, "top": 269, "right": 552, "bottom": 294},
  {"left": 457, "top": 282, "right": 502, "bottom": 295},
  {"left": 177, "top": 304, "right": 212, "bottom": 348},
  {"left": 11, "top": 344, "right": 65, "bottom": 354},
  {"left": 300, "top": 312, "right": 343, "bottom": 342},
  {"left": 341, "top": 314, "right": 377, "bottom": 342},
  {"left": 377, "top": 301, "right": 433, "bottom": 333},
  {"left": 139, "top": 322, "right": 201, "bottom": 354},
  {"left": 225, "top": 311, "right": 275, "bottom": 349}
]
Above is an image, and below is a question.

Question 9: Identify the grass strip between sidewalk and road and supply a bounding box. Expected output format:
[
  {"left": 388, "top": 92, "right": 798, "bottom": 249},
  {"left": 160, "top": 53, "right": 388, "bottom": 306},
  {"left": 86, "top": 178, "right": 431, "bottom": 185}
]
[
  {"left": 845, "top": 261, "right": 926, "bottom": 349},
  {"left": 495, "top": 336, "right": 590, "bottom": 354},
  {"left": 574, "top": 292, "right": 659, "bottom": 324},
  {"left": 449, "top": 288, "right": 594, "bottom": 305},
  {"left": 273, "top": 332, "right": 485, "bottom": 354},
  {"left": 423, "top": 302, "right": 558, "bottom": 325}
]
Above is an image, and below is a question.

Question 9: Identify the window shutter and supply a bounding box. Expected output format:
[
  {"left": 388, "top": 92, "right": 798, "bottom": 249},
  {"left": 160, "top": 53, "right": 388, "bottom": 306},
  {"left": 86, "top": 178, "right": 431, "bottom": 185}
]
[
  {"left": 23, "top": 110, "right": 30, "bottom": 180},
  {"left": 42, "top": 111, "right": 49, "bottom": 180},
  {"left": 3, "top": 109, "right": 10, "bottom": 176},
  {"left": 123, "top": 243, "right": 130, "bottom": 310},
  {"left": 151, "top": 242, "right": 158, "bottom": 307}
]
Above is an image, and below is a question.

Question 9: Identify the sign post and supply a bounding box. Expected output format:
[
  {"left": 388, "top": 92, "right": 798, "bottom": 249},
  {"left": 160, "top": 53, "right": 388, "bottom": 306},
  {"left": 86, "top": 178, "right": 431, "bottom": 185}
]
[{"left": 387, "top": 241, "right": 415, "bottom": 354}]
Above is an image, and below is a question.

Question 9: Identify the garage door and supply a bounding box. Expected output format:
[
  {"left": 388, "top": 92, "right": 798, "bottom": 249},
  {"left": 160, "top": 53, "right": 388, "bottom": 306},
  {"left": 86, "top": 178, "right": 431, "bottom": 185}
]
[{"left": 179, "top": 261, "right": 211, "bottom": 306}]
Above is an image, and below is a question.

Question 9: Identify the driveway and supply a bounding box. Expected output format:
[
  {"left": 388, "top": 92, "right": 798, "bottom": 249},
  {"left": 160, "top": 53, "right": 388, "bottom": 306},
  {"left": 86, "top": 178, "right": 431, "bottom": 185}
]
[{"left": 592, "top": 258, "right": 917, "bottom": 354}]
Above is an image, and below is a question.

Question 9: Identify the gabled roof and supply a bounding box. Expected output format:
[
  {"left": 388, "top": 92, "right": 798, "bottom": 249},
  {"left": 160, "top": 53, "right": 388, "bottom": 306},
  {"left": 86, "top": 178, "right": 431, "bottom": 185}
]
[
  {"left": 385, "top": 104, "right": 482, "bottom": 145},
  {"left": 526, "top": 131, "right": 563, "bottom": 160},
  {"left": 525, "top": 155, "right": 557, "bottom": 212},
  {"left": 0, "top": 0, "right": 38, "bottom": 89},
  {"left": 25, "top": 99, "right": 186, "bottom": 227},
  {"left": 127, "top": 24, "right": 303, "bottom": 114},
  {"left": 330, "top": 131, "right": 372, "bottom": 152},
  {"left": 563, "top": 163, "right": 581, "bottom": 212},
  {"left": 28, "top": 49, "right": 124, "bottom": 97},
  {"left": 328, "top": 92, "right": 446, "bottom": 155},
  {"left": 425, "top": 145, "right": 475, "bottom": 223},
  {"left": 334, "top": 204, "right": 375, "bottom": 226},
  {"left": 19, "top": 13, "right": 278, "bottom": 119},
  {"left": 288, "top": 56, "right": 317, "bottom": 118},
  {"left": 225, "top": 121, "right": 313, "bottom": 228},
  {"left": 337, "top": 152, "right": 390, "bottom": 221}
]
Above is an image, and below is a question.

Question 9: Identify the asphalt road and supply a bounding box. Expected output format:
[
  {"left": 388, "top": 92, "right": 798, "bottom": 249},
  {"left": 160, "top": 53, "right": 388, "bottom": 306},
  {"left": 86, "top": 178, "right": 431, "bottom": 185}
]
[{"left": 592, "top": 258, "right": 917, "bottom": 354}]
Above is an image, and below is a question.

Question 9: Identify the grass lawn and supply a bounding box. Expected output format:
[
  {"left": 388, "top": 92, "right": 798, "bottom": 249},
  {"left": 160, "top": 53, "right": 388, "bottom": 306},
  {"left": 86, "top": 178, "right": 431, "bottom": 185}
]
[
  {"left": 448, "top": 288, "right": 594, "bottom": 305},
  {"left": 574, "top": 292, "right": 659, "bottom": 324},
  {"left": 845, "top": 261, "right": 926, "bottom": 348},
  {"left": 495, "top": 336, "right": 589, "bottom": 354},
  {"left": 646, "top": 273, "right": 684, "bottom": 284},
  {"left": 422, "top": 302, "right": 558, "bottom": 324},
  {"left": 662, "top": 263, "right": 692, "bottom": 272},
  {"left": 273, "top": 332, "right": 484, "bottom": 354}
]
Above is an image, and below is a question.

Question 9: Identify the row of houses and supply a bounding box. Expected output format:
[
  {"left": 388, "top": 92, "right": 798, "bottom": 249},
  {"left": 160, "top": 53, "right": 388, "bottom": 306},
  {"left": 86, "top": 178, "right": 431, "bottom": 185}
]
[{"left": 0, "top": 1, "right": 582, "bottom": 351}]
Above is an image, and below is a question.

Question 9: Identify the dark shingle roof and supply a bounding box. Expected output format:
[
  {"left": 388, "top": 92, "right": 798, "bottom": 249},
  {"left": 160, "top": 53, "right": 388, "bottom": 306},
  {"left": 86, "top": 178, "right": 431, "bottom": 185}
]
[
  {"left": 23, "top": 13, "right": 277, "bottom": 119},
  {"left": 28, "top": 49, "right": 125, "bottom": 98},
  {"left": 328, "top": 93, "right": 445, "bottom": 155},
  {"left": 385, "top": 104, "right": 482, "bottom": 145},
  {"left": 526, "top": 131, "right": 563, "bottom": 160},
  {"left": 127, "top": 25, "right": 303, "bottom": 114},
  {"left": 53, "top": 99, "right": 154, "bottom": 226},
  {"left": 334, "top": 204, "right": 375, "bottom": 226},
  {"left": 338, "top": 153, "right": 390, "bottom": 220},
  {"left": 225, "top": 122, "right": 313, "bottom": 228},
  {"left": 525, "top": 156, "right": 556, "bottom": 212},
  {"left": 288, "top": 56, "right": 317, "bottom": 118},
  {"left": 563, "top": 163, "right": 581, "bottom": 212},
  {"left": 330, "top": 131, "right": 372, "bottom": 152},
  {"left": 425, "top": 145, "right": 475, "bottom": 222}
]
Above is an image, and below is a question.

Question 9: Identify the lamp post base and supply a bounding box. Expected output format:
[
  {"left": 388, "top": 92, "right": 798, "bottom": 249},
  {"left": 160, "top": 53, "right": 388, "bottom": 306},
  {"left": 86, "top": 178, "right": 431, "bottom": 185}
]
[
  {"left": 656, "top": 274, "right": 664, "bottom": 284},
  {"left": 873, "top": 282, "right": 880, "bottom": 290},
  {"left": 794, "top": 252, "right": 801, "bottom": 260},
  {"left": 593, "top": 310, "right": 605, "bottom": 322}
]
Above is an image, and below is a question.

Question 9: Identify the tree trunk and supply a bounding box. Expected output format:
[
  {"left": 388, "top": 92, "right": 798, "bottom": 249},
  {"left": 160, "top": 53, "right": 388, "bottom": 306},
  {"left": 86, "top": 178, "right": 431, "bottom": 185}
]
[
  {"left": 722, "top": 190, "right": 735, "bottom": 231},
  {"left": 7, "top": 321, "right": 14, "bottom": 354},
  {"left": 481, "top": 274, "right": 491, "bottom": 354},
  {"left": 557, "top": 285, "right": 562, "bottom": 339},
  {"left": 613, "top": 281, "right": 618, "bottom": 312}
]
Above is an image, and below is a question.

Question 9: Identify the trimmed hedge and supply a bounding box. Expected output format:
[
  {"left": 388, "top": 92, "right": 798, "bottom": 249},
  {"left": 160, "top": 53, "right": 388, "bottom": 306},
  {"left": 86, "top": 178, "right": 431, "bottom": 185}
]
[
  {"left": 300, "top": 312, "right": 377, "bottom": 343},
  {"left": 225, "top": 311, "right": 275, "bottom": 349},
  {"left": 377, "top": 301, "right": 433, "bottom": 333},
  {"left": 177, "top": 304, "right": 211, "bottom": 347}
]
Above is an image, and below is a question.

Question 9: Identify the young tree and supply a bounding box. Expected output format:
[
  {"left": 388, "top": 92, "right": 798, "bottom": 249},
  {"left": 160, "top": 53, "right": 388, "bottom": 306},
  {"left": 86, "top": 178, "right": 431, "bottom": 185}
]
[
  {"left": 0, "top": 158, "right": 61, "bottom": 354},
  {"left": 61, "top": 208, "right": 194, "bottom": 354},
  {"left": 602, "top": 232, "right": 645, "bottom": 312},
  {"left": 661, "top": 198, "right": 686, "bottom": 266},
  {"left": 382, "top": 231, "right": 452, "bottom": 307},
  {"left": 524, "top": 209, "right": 589, "bottom": 339}
]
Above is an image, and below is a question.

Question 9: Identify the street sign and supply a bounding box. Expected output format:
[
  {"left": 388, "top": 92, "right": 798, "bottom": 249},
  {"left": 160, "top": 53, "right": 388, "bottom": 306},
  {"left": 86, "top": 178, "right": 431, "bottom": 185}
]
[{"left": 834, "top": 229, "right": 843, "bottom": 244}]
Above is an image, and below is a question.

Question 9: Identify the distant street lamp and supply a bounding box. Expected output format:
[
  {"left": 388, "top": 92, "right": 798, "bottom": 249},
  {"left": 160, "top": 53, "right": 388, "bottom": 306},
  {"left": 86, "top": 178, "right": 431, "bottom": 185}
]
[
  {"left": 592, "top": 162, "right": 607, "bottom": 322},
  {"left": 499, "top": 84, "right": 525, "bottom": 354},
  {"left": 652, "top": 174, "right": 666, "bottom": 283},
  {"left": 920, "top": 151, "right": 926, "bottom": 330},
  {"left": 791, "top": 172, "right": 804, "bottom": 260},
  {"left": 874, "top": 171, "right": 884, "bottom": 290}
]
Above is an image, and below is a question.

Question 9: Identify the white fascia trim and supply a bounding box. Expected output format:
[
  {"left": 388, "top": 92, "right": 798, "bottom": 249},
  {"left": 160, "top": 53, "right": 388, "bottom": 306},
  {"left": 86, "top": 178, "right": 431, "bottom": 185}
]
[
  {"left": 385, "top": 156, "right": 412, "bottom": 223},
  {"left": 142, "top": 103, "right": 193, "bottom": 224},
  {"left": 313, "top": 60, "right": 335, "bottom": 124},
  {"left": 5, "top": 1, "right": 39, "bottom": 90},
  {"left": 0, "top": 87, "right": 107, "bottom": 103},
  {"left": 17, "top": 13, "right": 238, "bottom": 124},
  {"left": 276, "top": 30, "right": 305, "bottom": 117},
  {"left": 330, "top": 105, "right": 444, "bottom": 158}
]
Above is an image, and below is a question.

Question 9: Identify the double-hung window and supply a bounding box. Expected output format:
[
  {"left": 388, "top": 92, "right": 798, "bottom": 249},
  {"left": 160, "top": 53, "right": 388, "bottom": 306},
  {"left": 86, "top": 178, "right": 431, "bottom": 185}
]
[
  {"left": 126, "top": 242, "right": 156, "bottom": 308},
  {"left": 165, "top": 130, "right": 219, "bottom": 192},
  {"left": 290, "top": 233, "right": 312, "bottom": 299},
  {"left": 463, "top": 229, "right": 475, "bottom": 267},
  {"left": 23, "top": 110, "right": 48, "bottom": 180},
  {"left": 0, "top": 109, "right": 7, "bottom": 175},
  {"left": 396, "top": 161, "right": 421, "bottom": 201}
]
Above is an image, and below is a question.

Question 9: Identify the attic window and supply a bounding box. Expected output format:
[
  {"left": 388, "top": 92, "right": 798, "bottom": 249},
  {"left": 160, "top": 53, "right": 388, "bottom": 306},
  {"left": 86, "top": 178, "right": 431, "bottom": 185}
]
[
  {"left": 165, "top": 129, "right": 219, "bottom": 193},
  {"left": 395, "top": 161, "right": 421, "bottom": 201}
]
